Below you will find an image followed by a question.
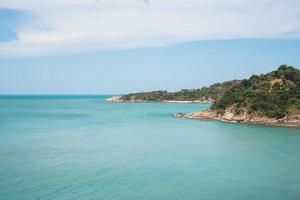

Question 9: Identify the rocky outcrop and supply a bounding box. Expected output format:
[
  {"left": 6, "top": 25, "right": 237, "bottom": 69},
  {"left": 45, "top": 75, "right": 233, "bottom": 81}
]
[{"left": 175, "top": 107, "right": 300, "bottom": 127}]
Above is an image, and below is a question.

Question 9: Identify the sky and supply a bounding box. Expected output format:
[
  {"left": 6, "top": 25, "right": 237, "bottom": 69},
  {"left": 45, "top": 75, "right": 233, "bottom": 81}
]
[{"left": 0, "top": 0, "right": 300, "bottom": 94}]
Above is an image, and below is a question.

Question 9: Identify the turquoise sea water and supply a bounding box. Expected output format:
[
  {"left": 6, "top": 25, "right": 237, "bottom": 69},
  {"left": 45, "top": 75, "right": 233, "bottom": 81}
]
[{"left": 0, "top": 95, "right": 299, "bottom": 200}]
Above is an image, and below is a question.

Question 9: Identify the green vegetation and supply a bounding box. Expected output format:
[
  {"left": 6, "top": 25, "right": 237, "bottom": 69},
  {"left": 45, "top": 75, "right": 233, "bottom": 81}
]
[
  {"left": 119, "top": 65, "right": 300, "bottom": 120},
  {"left": 120, "top": 80, "right": 241, "bottom": 102},
  {"left": 212, "top": 65, "right": 300, "bottom": 119}
]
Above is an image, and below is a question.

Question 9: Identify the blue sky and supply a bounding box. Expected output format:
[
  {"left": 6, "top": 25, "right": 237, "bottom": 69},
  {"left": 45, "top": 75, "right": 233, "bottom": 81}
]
[
  {"left": 0, "top": 8, "right": 19, "bottom": 42},
  {"left": 0, "top": 1, "right": 300, "bottom": 94},
  {"left": 1, "top": 39, "right": 300, "bottom": 94}
]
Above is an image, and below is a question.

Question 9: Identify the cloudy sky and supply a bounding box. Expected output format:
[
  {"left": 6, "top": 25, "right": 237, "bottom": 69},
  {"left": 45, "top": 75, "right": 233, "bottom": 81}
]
[{"left": 0, "top": 0, "right": 300, "bottom": 94}]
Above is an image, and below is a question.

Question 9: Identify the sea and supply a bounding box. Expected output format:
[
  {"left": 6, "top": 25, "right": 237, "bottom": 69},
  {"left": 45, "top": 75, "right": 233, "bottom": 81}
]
[{"left": 0, "top": 95, "right": 299, "bottom": 200}]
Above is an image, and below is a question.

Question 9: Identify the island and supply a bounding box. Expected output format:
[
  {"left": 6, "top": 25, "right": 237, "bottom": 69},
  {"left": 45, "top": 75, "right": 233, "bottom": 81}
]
[{"left": 176, "top": 65, "right": 300, "bottom": 127}]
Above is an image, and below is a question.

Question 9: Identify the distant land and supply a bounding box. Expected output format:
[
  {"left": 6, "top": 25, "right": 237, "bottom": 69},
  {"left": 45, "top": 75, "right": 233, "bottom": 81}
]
[
  {"left": 107, "top": 65, "right": 300, "bottom": 127},
  {"left": 106, "top": 80, "right": 241, "bottom": 103},
  {"left": 176, "top": 65, "right": 300, "bottom": 127}
]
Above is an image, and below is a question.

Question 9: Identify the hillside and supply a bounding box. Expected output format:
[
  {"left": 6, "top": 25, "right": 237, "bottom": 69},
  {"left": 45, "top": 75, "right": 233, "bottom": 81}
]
[
  {"left": 107, "top": 80, "right": 241, "bottom": 103},
  {"left": 176, "top": 65, "right": 300, "bottom": 127},
  {"left": 212, "top": 65, "right": 300, "bottom": 118}
]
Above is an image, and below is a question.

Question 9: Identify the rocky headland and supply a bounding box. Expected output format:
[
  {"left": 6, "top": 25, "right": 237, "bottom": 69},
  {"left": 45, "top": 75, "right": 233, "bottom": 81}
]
[
  {"left": 107, "top": 65, "right": 300, "bottom": 127},
  {"left": 176, "top": 65, "right": 300, "bottom": 127},
  {"left": 175, "top": 107, "right": 300, "bottom": 127}
]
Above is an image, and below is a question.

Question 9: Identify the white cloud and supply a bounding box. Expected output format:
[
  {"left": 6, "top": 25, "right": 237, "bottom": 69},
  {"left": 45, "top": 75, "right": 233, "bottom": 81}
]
[{"left": 1, "top": 0, "right": 300, "bottom": 56}]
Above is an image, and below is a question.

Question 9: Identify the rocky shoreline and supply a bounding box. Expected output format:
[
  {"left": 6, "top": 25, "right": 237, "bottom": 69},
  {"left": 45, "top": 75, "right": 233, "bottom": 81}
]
[
  {"left": 175, "top": 107, "right": 300, "bottom": 128},
  {"left": 106, "top": 96, "right": 300, "bottom": 127},
  {"left": 105, "top": 96, "right": 213, "bottom": 104}
]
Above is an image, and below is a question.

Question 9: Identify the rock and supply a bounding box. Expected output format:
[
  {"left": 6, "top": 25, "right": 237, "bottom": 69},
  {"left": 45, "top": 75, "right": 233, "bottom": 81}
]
[
  {"left": 177, "top": 108, "right": 300, "bottom": 127},
  {"left": 174, "top": 113, "right": 186, "bottom": 118}
]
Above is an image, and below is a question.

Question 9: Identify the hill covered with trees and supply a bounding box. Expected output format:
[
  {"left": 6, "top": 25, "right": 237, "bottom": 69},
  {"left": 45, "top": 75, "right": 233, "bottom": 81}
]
[
  {"left": 113, "top": 80, "right": 241, "bottom": 103},
  {"left": 212, "top": 65, "right": 300, "bottom": 119},
  {"left": 177, "top": 65, "right": 300, "bottom": 127}
]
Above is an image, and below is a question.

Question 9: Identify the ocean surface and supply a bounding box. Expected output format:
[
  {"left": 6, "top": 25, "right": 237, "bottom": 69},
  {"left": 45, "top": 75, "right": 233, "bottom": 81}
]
[{"left": 0, "top": 95, "right": 299, "bottom": 200}]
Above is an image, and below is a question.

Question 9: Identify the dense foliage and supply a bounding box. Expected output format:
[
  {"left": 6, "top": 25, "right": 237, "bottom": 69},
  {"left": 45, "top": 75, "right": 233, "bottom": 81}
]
[
  {"left": 121, "top": 80, "right": 241, "bottom": 101},
  {"left": 212, "top": 65, "right": 300, "bottom": 119}
]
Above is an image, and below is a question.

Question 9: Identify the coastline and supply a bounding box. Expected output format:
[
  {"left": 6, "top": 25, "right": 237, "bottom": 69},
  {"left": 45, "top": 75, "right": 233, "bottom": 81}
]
[
  {"left": 175, "top": 108, "right": 300, "bottom": 128},
  {"left": 106, "top": 96, "right": 300, "bottom": 127},
  {"left": 105, "top": 96, "right": 213, "bottom": 104}
]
